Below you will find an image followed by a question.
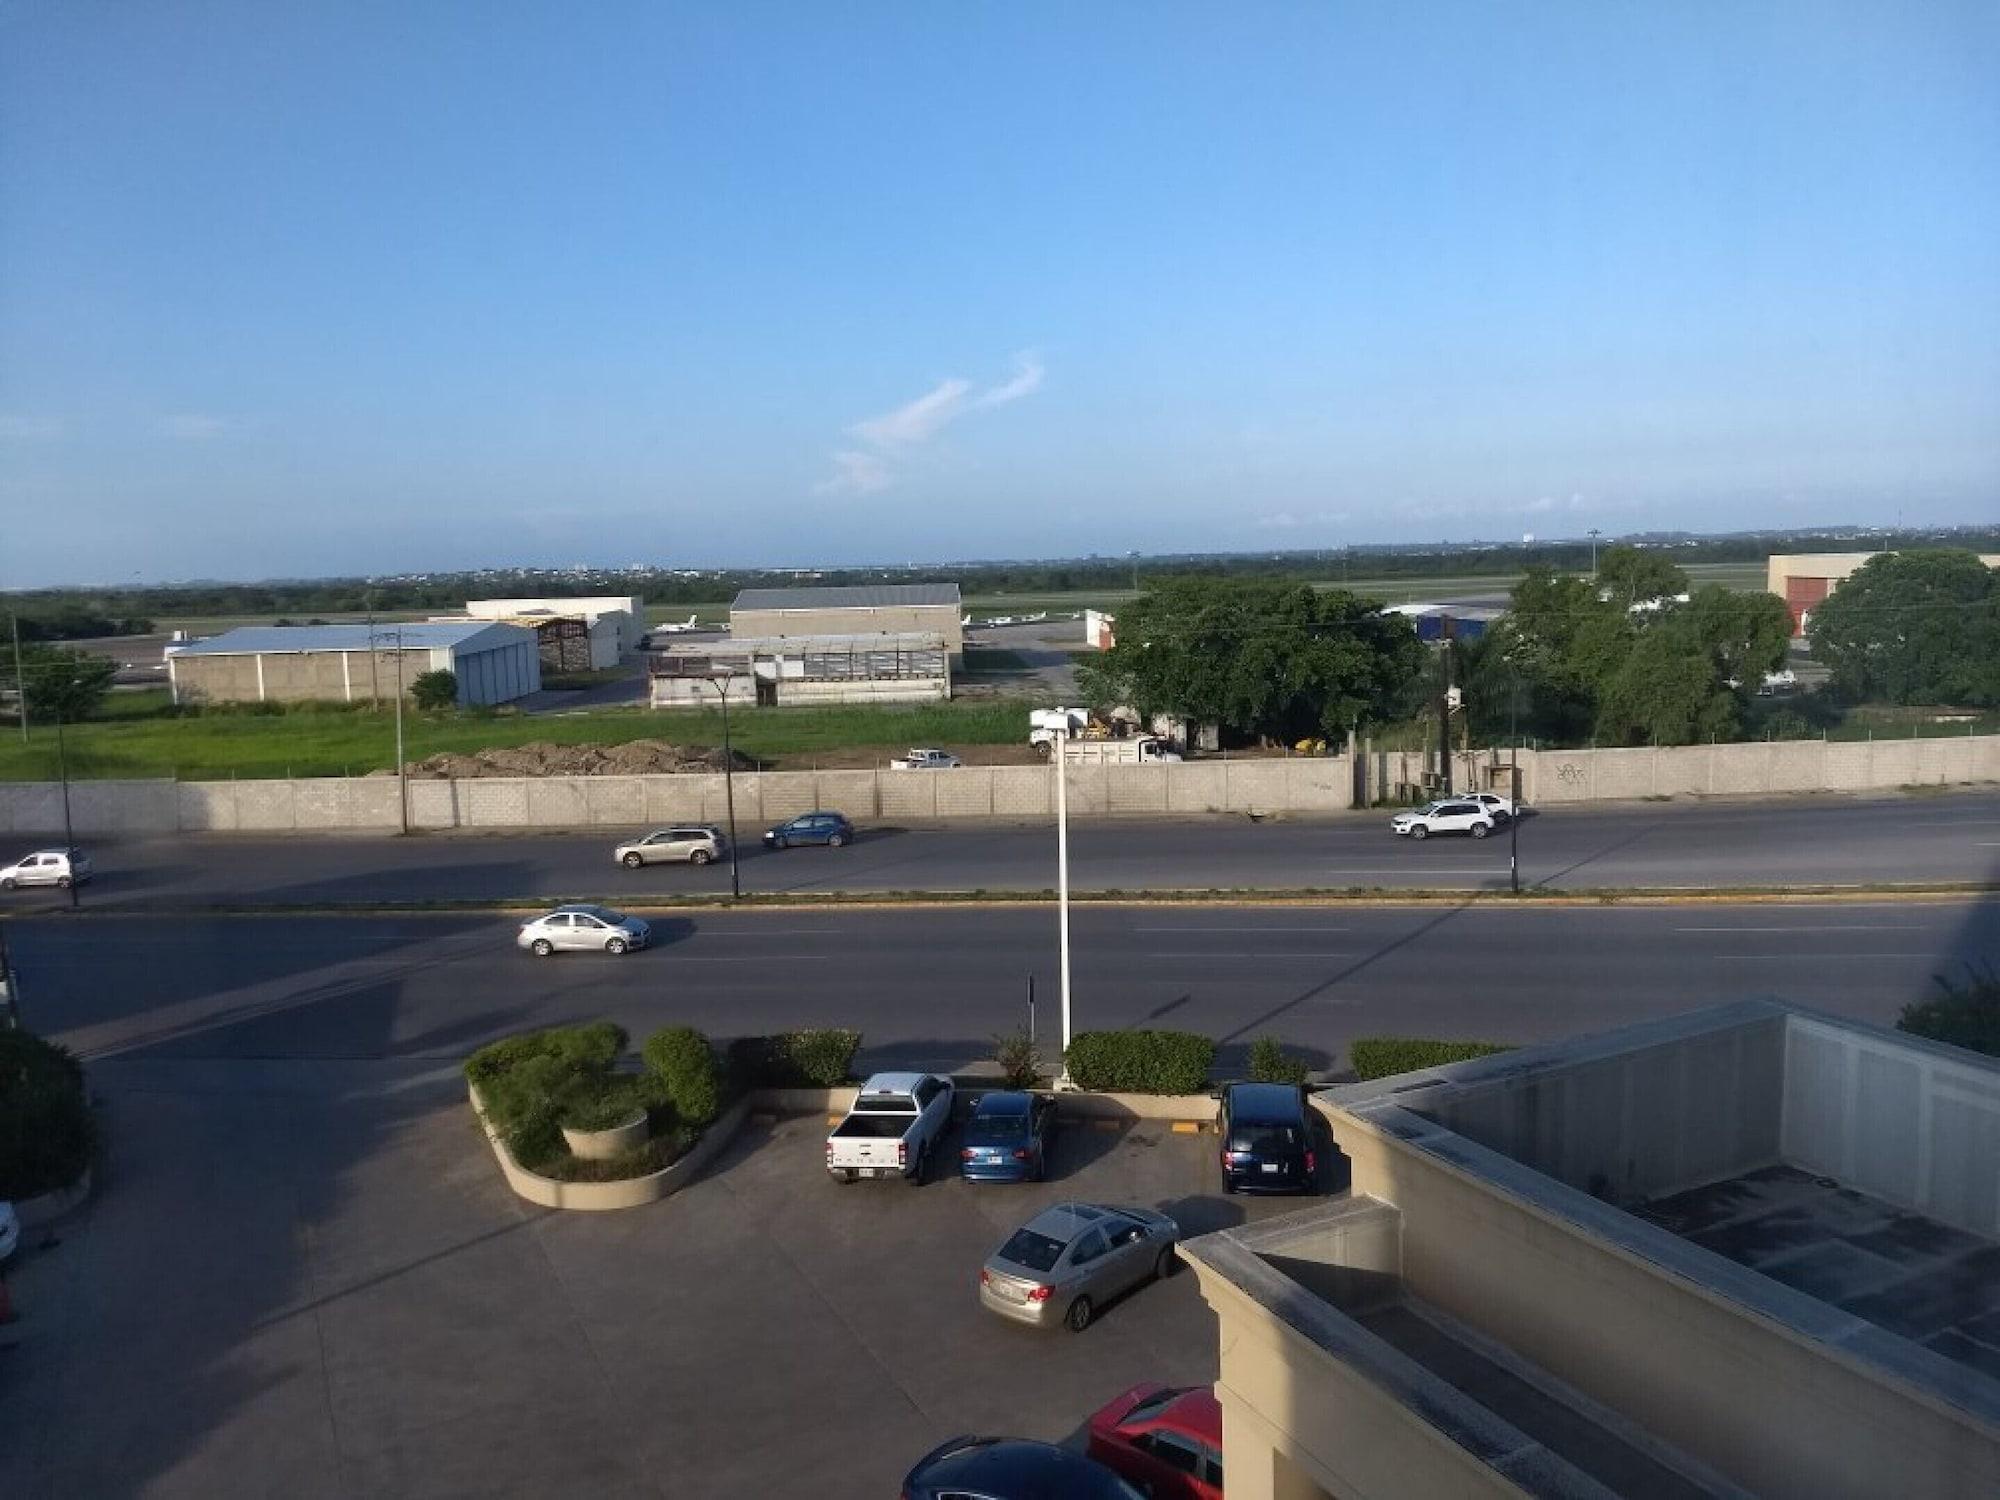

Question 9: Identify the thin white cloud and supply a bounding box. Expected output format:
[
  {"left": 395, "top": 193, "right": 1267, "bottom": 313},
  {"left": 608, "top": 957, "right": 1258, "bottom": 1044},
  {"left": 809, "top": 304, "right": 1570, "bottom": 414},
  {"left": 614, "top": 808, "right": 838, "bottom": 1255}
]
[
  {"left": 814, "top": 449, "right": 894, "bottom": 496},
  {"left": 0, "top": 414, "right": 64, "bottom": 441},
  {"left": 971, "top": 351, "right": 1043, "bottom": 409},
  {"left": 1255, "top": 509, "right": 1352, "bottom": 530},
  {"left": 156, "top": 414, "right": 230, "bottom": 439},
  {"left": 817, "top": 352, "right": 1044, "bottom": 496},
  {"left": 850, "top": 378, "right": 972, "bottom": 450}
]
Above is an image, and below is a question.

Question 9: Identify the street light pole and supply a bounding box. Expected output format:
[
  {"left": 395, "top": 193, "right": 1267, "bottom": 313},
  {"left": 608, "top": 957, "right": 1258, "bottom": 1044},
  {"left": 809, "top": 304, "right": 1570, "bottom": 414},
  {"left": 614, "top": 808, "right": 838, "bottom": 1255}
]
[
  {"left": 373, "top": 625, "right": 409, "bottom": 834},
  {"left": 1509, "top": 684, "right": 1521, "bottom": 896},
  {"left": 1056, "top": 724, "right": 1072, "bottom": 1080},
  {"left": 707, "top": 673, "right": 743, "bottom": 901},
  {"left": 55, "top": 707, "right": 78, "bottom": 910},
  {"left": 1587, "top": 529, "right": 1602, "bottom": 576}
]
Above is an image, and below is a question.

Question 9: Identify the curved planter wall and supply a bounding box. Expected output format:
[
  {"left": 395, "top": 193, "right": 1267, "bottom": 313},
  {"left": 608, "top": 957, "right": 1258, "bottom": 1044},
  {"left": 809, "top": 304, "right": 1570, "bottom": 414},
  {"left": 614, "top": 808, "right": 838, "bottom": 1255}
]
[
  {"left": 470, "top": 1084, "right": 749, "bottom": 1212},
  {"left": 16, "top": 1167, "right": 95, "bottom": 1229}
]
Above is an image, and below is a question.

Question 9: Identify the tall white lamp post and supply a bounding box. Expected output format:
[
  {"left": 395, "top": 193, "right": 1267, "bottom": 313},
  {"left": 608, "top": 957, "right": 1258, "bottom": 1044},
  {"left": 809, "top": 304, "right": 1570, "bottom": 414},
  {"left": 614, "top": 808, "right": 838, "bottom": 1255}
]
[{"left": 1053, "top": 721, "right": 1074, "bottom": 1085}]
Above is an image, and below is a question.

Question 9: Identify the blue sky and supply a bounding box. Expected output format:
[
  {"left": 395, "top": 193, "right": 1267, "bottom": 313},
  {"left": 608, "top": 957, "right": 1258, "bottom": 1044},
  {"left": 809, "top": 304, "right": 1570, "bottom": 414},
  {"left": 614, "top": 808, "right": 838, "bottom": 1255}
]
[{"left": 3, "top": 2, "right": 1996, "bottom": 586}]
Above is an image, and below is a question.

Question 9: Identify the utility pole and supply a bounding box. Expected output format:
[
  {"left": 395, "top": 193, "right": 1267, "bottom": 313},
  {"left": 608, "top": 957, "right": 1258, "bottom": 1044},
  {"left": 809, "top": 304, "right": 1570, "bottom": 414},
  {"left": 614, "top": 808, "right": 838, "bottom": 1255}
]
[
  {"left": 1053, "top": 721, "right": 1073, "bottom": 1085},
  {"left": 55, "top": 707, "right": 78, "bottom": 910},
  {"left": 0, "top": 919, "right": 19, "bottom": 1028},
  {"left": 9, "top": 611, "right": 26, "bottom": 743},
  {"left": 374, "top": 625, "right": 408, "bottom": 833},
  {"left": 1587, "top": 529, "right": 1602, "bottom": 576},
  {"left": 1436, "top": 627, "right": 1456, "bottom": 797},
  {"left": 1509, "top": 677, "right": 1522, "bottom": 896},
  {"left": 705, "top": 673, "right": 743, "bottom": 900}
]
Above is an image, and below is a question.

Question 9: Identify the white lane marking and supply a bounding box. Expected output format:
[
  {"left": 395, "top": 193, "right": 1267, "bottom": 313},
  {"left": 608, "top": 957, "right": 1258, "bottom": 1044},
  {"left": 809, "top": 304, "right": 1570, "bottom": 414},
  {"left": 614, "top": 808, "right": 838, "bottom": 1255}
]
[
  {"left": 1146, "top": 952, "right": 1355, "bottom": 960},
  {"left": 1315, "top": 869, "right": 1499, "bottom": 876},
  {"left": 1717, "top": 952, "right": 1948, "bottom": 961},
  {"left": 1674, "top": 925, "right": 1930, "bottom": 933},
  {"left": 1132, "top": 925, "right": 1347, "bottom": 933}
]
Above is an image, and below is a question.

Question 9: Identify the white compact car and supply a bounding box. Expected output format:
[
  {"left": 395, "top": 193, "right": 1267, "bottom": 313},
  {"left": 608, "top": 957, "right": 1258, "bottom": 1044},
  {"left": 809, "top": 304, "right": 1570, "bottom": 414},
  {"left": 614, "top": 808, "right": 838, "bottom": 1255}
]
[
  {"left": 516, "top": 905, "right": 651, "bottom": 956},
  {"left": 1390, "top": 800, "right": 1496, "bottom": 840},
  {"left": 0, "top": 849, "right": 93, "bottom": 890},
  {"left": 1466, "top": 793, "right": 1518, "bottom": 822}
]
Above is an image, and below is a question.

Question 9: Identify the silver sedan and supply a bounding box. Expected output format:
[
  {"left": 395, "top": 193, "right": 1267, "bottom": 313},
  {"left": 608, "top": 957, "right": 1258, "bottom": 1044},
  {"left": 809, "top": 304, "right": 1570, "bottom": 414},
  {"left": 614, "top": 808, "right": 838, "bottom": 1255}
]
[
  {"left": 516, "top": 905, "right": 651, "bottom": 957},
  {"left": 979, "top": 1202, "right": 1180, "bottom": 1332}
]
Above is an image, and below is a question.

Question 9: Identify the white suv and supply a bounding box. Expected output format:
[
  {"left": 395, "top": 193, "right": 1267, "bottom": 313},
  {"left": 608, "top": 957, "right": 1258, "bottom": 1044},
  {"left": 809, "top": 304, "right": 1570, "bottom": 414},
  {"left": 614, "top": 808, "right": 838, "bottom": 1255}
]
[
  {"left": 1390, "top": 800, "right": 1496, "bottom": 840},
  {"left": 0, "top": 849, "right": 93, "bottom": 890}
]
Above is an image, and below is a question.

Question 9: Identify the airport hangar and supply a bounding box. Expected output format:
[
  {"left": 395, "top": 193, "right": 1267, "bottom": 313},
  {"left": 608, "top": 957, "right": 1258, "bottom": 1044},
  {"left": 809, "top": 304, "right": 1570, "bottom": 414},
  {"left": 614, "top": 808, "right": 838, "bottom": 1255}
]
[{"left": 164, "top": 622, "right": 541, "bottom": 707}]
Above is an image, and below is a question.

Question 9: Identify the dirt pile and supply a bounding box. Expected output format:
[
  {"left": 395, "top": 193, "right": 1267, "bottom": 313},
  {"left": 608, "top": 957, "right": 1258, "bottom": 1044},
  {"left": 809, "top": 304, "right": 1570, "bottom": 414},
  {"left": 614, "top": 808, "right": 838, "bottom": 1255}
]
[{"left": 402, "top": 740, "right": 755, "bottom": 779}]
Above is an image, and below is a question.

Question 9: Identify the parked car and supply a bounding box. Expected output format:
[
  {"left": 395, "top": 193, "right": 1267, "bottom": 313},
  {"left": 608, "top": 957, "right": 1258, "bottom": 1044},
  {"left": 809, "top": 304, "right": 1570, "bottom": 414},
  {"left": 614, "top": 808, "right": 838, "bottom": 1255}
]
[
  {"left": 613, "top": 826, "right": 725, "bottom": 868},
  {"left": 979, "top": 1202, "right": 1179, "bottom": 1332},
  {"left": 1219, "top": 1081, "right": 1316, "bottom": 1194},
  {"left": 515, "top": 905, "right": 651, "bottom": 957},
  {"left": 826, "top": 1072, "right": 955, "bottom": 1184},
  {"left": 959, "top": 1091, "right": 1057, "bottom": 1183},
  {"left": 763, "top": 811, "right": 855, "bottom": 849},
  {"left": 903, "top": 1436, "right": 1142, "bottom": 1500},
  {"left": 0, "top": 1200, "right": 18, "bottom": 1265},
  {"left": 891, "top": 747, "right": 962, "bottom": 770},
  {"left": 1389, "top": 799, "right": 1495, "bottom": 840},
  {"left": 0, "top": 848, "right": 92, "bottom": 890},
  {"left": 1087, "top": 1384, "right": 1225, "bottom": 1500}
]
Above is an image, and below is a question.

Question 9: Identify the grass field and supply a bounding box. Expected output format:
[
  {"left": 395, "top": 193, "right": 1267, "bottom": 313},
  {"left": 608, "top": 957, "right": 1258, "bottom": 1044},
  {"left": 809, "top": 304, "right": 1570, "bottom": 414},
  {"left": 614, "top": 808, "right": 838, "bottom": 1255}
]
[{"left": 0, "top": 692, "right": 1032, "bottom": 782}]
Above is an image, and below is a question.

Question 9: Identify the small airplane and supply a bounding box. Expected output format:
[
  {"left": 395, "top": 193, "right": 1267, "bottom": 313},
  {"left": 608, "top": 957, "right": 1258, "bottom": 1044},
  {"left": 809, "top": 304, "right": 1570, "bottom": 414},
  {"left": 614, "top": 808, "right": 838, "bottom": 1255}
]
[{"left": 653, "top": 615, "right": 702, "bottom": 633}]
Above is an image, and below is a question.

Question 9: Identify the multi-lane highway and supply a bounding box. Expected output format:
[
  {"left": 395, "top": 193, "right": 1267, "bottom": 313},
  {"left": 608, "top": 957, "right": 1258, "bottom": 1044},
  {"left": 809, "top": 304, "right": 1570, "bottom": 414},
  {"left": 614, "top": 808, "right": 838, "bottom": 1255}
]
[
  {"left": 4, "top": 792, "right": 1998, "bottom": 910},
  {"left": 17, "top": 898, "right": 1995, "bottom": 1071}
]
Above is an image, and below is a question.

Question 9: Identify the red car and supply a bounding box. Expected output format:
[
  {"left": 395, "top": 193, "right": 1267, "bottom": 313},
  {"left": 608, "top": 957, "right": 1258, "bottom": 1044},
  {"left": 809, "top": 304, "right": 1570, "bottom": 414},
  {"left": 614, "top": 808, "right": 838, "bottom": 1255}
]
[{"left": 1085, "top": 1383, "right": 1224, "bottom": 1500}]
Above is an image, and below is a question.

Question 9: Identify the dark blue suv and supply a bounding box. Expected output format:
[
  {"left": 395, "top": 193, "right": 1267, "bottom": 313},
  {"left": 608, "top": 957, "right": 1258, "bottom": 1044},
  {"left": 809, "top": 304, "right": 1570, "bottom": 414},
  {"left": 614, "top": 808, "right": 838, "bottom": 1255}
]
[
  {"left": 959, "top": 1091, "right": 1057, "bottom": 1182},
  {"left": 1218, "top": 1082, "right": 1315, "bottom": 1195},
  {"left": 762, "top": 811, "right": 855, "bottom": 849}
]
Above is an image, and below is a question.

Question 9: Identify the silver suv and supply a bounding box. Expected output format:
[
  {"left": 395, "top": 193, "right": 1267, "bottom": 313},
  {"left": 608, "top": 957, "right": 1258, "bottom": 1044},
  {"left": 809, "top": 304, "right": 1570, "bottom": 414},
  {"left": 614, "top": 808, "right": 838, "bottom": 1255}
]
[{"left": 614, "top": 826, "right": 726, "bottom": 868}]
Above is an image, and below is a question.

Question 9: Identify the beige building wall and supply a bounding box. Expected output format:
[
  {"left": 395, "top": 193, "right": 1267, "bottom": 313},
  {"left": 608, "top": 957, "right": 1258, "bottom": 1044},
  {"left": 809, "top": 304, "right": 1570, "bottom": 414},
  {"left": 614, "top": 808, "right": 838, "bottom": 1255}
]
[
  {"left": 169, "top": 647, "right": 435, "bottom": 705},
  {"left": 728, "top": 603, "right": 964, "bottom": 654}
]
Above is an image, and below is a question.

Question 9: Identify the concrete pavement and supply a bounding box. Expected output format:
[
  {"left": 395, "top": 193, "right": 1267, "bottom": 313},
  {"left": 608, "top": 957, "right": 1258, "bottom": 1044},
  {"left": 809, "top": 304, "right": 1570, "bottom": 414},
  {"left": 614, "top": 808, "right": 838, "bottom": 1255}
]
[{"left": 4, "top": 791, "right": 1998, "bottom": 912}]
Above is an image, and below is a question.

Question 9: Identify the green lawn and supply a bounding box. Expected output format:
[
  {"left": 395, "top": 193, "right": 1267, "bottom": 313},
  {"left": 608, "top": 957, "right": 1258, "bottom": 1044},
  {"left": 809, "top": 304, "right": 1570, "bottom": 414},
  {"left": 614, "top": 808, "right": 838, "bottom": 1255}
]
[{"left": 0, "top": 694, "right": 1033, "bottom": 781}]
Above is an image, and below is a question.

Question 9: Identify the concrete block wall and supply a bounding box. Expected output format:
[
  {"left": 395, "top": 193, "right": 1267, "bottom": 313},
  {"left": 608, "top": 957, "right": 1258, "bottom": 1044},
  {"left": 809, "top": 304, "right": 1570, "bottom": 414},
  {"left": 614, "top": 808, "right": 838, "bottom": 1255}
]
[{"left": 1782, "top": 1016, "right": 2000, "bottom": 1240}]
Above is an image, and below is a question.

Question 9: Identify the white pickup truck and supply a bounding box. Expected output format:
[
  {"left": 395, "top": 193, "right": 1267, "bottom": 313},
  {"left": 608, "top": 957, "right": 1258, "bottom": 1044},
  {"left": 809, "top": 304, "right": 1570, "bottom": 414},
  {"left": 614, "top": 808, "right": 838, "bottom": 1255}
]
[{"left": 826, "top": 1072, "right": 956, "bottom": 1185}]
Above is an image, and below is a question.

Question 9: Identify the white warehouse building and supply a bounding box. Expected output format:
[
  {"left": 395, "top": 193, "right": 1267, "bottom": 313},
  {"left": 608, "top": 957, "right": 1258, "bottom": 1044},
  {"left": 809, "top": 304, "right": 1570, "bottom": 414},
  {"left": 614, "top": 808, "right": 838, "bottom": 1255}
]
[
  {"left": 462, "top": 596, "right": 646, "bottom": 669},
  {"left": 165, "top": 622, "right": 541, "bottom": 707}
]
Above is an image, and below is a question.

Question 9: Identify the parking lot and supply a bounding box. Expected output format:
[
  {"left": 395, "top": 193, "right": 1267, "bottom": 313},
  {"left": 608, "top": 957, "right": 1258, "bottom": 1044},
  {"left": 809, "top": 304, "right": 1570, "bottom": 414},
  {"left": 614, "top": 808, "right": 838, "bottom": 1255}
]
[{"left": 0, "top": 1062, "right": 1328, "bottom": 1499}]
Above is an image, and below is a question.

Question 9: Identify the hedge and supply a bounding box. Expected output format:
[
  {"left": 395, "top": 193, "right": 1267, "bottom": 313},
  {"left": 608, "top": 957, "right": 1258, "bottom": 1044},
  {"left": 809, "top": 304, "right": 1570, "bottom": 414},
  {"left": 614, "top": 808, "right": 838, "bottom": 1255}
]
[
  {"left": 464, "top": 1023, "right": 652, "bottom": 1167},
  {"left": 1247, "top": 1036, "right": 1310, "bottom": 1086},
  {"left": 644, "top": 1026, "right": 723, "bottom": 1127},
  {"left": 725, "top": 1029, "right": 861, "bottom": 1088},
  {"left": 1349, "top": 1037, "right": 1512, "bottom": 1081},
  {"left": 1064, "top": 1029, "right": 1215, "bottom": 1095},
  {"left": 0, "top": 1028, "right": 97, "bottom": 1199},
  {"left": 1897, "top": 964, "right": 2000, "bottom": 1058}
]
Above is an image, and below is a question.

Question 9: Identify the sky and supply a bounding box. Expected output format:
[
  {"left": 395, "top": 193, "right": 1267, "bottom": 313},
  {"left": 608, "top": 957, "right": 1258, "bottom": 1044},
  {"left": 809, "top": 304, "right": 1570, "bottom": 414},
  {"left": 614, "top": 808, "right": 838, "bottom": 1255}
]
[{"left": 3, "top": 2, "right": 1997, "bottom": 587}]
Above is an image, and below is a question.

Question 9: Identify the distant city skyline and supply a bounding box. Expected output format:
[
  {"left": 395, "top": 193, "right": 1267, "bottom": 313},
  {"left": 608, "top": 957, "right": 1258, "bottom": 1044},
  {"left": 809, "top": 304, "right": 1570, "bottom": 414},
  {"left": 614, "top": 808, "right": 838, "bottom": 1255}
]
[{"left": 4, "top": 3, "right": 1996, "bottom": 588}]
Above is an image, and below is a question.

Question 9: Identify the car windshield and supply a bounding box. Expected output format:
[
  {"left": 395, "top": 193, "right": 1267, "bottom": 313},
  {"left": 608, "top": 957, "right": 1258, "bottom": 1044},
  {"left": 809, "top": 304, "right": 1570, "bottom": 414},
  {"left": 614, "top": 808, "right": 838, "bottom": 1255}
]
[
  {"left": 1228, "top": 1124, "right": 1302, "bottom": 1153},
  {"left": 997, "top": 1228, "right": 1066, "bottom": 1273},
  {"left": 966, "top": 1111, "right": 1029, "bottom": 1144},
  {"left": 1122, "top": 1387, "right": 1186, "bottom": 1423}
]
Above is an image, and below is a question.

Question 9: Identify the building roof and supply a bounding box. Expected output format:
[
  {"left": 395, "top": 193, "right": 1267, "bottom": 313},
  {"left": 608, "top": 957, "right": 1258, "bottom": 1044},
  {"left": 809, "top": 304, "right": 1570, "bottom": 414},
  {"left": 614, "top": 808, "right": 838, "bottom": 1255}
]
[
  {"left": 166, "top": 622, "right": 530, "bottom": 656},
  {"left": 731, "top": 583, "right": 961, "bottom": 611}
]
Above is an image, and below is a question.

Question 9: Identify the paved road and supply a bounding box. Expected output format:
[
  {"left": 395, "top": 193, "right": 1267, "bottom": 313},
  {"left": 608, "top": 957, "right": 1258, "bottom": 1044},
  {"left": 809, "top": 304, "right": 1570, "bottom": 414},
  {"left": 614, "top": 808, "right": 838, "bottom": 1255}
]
[
  {"left": 17, "top": 898, "right": 1995, "bottom": 1071},
  {"left": 5, "top": 791, "right": 1997, "bottom": 911}
]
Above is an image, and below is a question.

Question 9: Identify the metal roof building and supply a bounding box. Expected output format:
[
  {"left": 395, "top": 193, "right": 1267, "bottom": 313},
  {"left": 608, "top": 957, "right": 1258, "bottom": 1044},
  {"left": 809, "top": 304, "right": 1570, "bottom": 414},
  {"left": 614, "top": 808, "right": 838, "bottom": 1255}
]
[
  {"left": 649, "top": 631, "right": 950, "bottom": 708},
  {"left": 729, "top": 582, "right": 963, "bottom": 657},
  {"left": 165, "top": 622, "right": 540, "bottom": 707}
]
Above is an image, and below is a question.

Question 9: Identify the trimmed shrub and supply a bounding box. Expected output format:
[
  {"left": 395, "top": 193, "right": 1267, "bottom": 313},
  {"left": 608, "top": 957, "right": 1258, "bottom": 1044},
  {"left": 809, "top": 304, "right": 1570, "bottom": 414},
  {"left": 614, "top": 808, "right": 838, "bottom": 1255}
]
[
  {"left": 411, "top": 669, "right": 458, "bottom": 710},
  {"left": 465, "top": 1023, "right": 634, "bottom": 1165},
  {"left": 1898, "top": 964, "right": 2000, "bottom": 1058},
  {"left": 466, "top": 1022, "right": 624, "bottom": 1086},
  {"left": 1247, "top": 1035, "right": 1310, "bottom": 1086},
  {"left": 0, "top": 1029, "right": 96, "bottom": 1199},
  {"left": 644, "top": 1026, "right": 723, "bottom": 1127},
  {"left": 726, "top": 1029, "right": 861, "bottom": 1088},
  {"left": 558, "top": 1073, "right": 661, "bottom": 1132},
  {"left": 1349, "top": 1037, "right": 1512, "bottom": 1081},
  {"left": 1063, "top": 1029, "right": 1215, "bottom": 1095},
  {"left": 992, "top": 1027, "right": 1043, "bottom": 1089}
]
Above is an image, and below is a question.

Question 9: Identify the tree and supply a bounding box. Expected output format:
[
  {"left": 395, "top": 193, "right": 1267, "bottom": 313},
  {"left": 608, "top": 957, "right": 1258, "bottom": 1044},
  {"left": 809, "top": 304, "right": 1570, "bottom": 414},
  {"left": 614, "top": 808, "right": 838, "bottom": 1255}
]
[
  {"left": 1808, "top": 549, "right": 2000, "bottom": 706},
  {"left": 410, "top": 669, "right": 459, "bottom": 711},
  {"left": 15, "top": 642, "right": 117, "bottom": 721},
  {"left": 1897, "top": 964, "right": 2000, "bottom": 1058},
  {"left": 1075, "top": 578, "right": 1425, "bottom": 743},
  {"left": 1594, "top": 619, "right": 1740, "bottom": 745},
  {"left": 1684, "top": 586, "right": 1791, "bottom": 693},
  {"left": 1595, "top": 545, "right": 1688, "bottom": 607}
]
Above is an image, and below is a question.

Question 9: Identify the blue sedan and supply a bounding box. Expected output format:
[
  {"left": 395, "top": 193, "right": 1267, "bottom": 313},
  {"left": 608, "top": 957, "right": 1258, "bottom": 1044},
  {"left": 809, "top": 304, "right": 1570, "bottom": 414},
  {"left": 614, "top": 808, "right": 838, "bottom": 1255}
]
[
  {"left": 762, "top": 811, "right": 855, "bottom": 849},
  {"left": 960, "top": 1091, "right": 1057, "bottom": 1183}
]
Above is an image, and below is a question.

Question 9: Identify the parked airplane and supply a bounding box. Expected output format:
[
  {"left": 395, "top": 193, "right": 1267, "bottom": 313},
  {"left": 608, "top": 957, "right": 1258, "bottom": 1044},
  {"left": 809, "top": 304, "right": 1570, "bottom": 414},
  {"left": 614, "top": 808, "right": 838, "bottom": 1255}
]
[{"left": 654, "top": 615, "right": 702, "bottom": 633}]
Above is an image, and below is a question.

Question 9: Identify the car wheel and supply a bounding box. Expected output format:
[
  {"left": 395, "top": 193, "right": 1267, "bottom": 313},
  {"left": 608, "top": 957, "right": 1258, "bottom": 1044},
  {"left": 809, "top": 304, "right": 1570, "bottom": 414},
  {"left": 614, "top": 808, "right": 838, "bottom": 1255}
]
[
  {"left": 834, "top": 1169, "right": 857, "bottom": 1184},
  {"left": 531, "top": 938, "right": 554, "bottom": 957},
  {"left": 828, "top": 831, "right": 848, "bottom": 848},
  {"left": 906, "top": 1146, "right": 927, "bottom": 1186},
  {"left": 605, "top": 937, "right": 628, "bottom": 956},
  {"left": 1470, "top": 823, "right": 1489, "bottom": 839},
  {"left": 56, "top": 875, "right": 72, "bottom": 888},
  {"left": 690, "top": 849, "right": 712, "bottom": 865},
  {"left": 622, "top": 852, "right": 644, "bottom": 869},
  {"left": 0, "top": 877, "right": 14, "bottom": 891},
  {"left": 1155, "top": 1246, "right": 1177, "bottom": 1281},
  {"left": 1064, "top": 1296, "right": 1094, "bottom": 1333},
  {"left": 1223, "top": 1177, "right": 1237, "bottom": 1195},
  {"left": 1409, "top": 825, "right": 1428, "bottom": 840},
  {"left": 772, "top": 835, "right": 787, "bottom": 850}
]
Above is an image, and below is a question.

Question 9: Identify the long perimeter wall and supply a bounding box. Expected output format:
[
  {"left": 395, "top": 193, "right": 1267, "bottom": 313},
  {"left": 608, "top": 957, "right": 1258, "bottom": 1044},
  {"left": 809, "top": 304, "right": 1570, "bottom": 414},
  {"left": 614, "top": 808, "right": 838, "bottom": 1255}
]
[{"left": 0, "top": 734, "right": 1994, "bottom": 834}]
